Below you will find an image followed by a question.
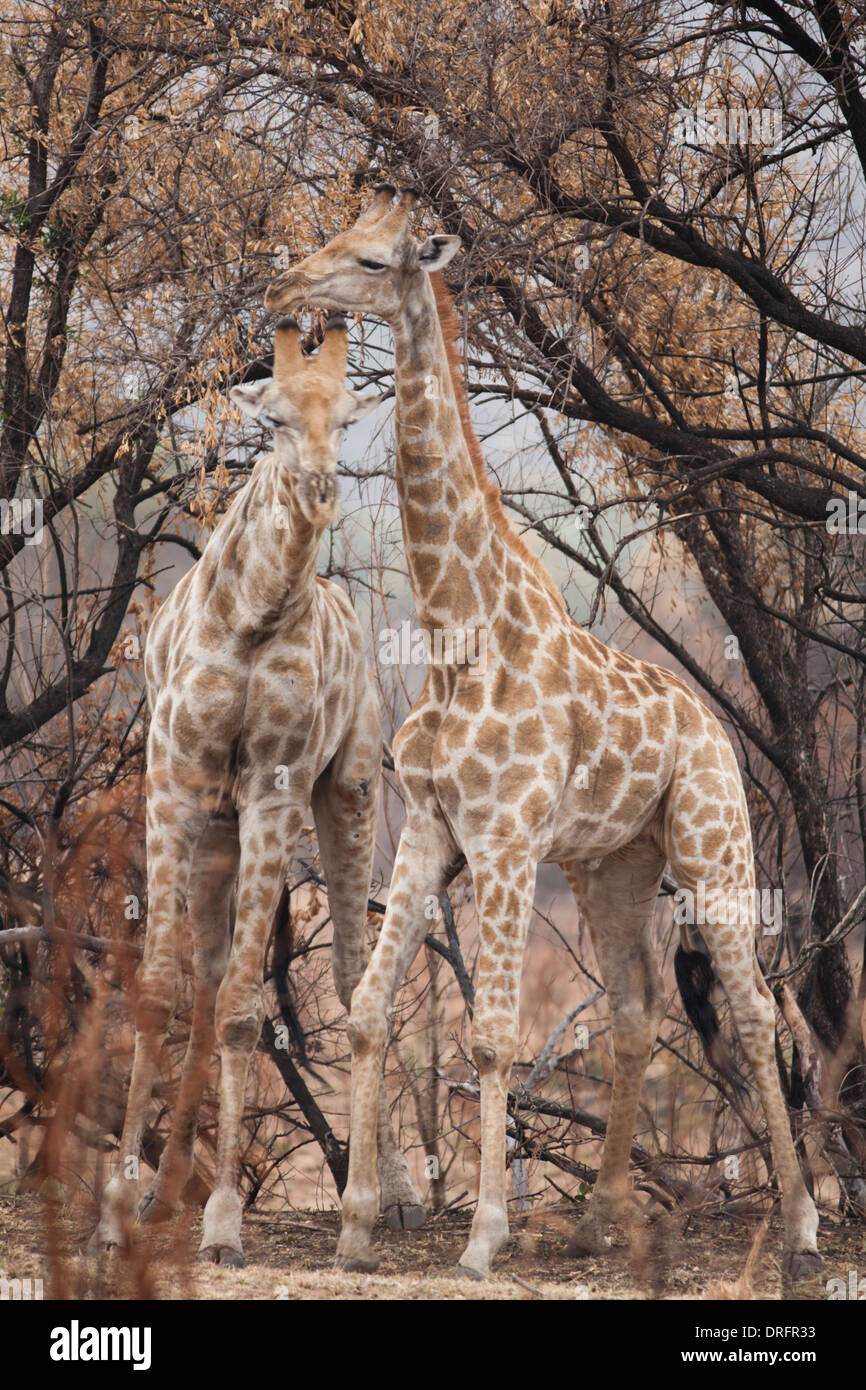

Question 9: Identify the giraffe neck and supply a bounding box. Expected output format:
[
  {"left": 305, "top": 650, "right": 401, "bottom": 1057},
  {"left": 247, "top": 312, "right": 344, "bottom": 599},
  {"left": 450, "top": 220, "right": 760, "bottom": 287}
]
[
  {"left": 392, "top": 279, "right": 503, "bottom": 636},
  {"left": 204, "top": 455, "right": 322, "bottom": 636}
]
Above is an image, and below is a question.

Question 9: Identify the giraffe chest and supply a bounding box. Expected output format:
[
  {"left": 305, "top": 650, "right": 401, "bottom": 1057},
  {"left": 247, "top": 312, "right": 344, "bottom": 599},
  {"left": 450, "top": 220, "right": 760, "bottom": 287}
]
[
  {"left": 148, "top": 591, "right": 358, "bottom": 790},
  {"left": 393, "top": 668, "right": 567, "bottom": 849}
]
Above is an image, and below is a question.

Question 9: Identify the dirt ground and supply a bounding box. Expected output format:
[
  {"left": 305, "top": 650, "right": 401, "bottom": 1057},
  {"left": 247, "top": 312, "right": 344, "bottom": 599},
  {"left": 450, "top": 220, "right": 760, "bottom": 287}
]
[{"left": 0, "top": 1194, "right": 860, "bottom": 1300}]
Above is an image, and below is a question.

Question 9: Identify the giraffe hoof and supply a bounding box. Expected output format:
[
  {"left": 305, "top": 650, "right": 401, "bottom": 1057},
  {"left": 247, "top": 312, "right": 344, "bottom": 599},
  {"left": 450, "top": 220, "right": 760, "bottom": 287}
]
[
  {"left": 197, "top": 1244, "right": 245, "bottom": 1268},
  {"left": 86, "top": 1233, "right": 120, "bottom": 1259},
  {"left": 383, "top": 1201, "right": 427, "bottom": 1232},
  {"left": 565, "top": 1223, "right": 608, "bottom": 1258},
  {"left": 137, "top": 1193, "right": 175, "bottom": 1225},
  {"left": 452, "top": 1264, "right": 486, "bottom": 1282},
  {"left": 782, "top": 1248, "right": 823, "bottom": 1281},
  {"left": 334, "top": 1252, "right": 380, "bottom": 1273}
]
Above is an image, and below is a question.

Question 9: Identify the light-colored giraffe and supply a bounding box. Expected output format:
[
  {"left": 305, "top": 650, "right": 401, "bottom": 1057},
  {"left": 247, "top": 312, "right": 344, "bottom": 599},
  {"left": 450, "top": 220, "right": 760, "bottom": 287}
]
[
  {"left": 264, "top": 186, "right": 822, "bottom": 1280},
  {"left": 90, "top": 314, "right": 424, "bottom": 1266}
]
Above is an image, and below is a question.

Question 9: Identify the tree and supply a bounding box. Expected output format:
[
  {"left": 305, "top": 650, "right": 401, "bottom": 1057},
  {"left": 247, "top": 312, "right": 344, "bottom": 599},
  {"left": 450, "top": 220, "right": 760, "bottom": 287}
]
[
  {"left": 1, "top": 0, "right": 863, "bottom": 1226},
  {"left": 230, "top": 0, "right": 866, "bottom": 1094}
]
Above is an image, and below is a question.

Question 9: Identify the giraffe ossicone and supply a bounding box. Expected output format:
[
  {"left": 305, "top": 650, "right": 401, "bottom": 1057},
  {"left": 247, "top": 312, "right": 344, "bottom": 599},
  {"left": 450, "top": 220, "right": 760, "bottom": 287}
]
[
  {"left": 89, "top": 314, "right": 424, "bottom": 1266},
  {"left": 266, "top": 187, "right": 821, "bottom": 1281}
]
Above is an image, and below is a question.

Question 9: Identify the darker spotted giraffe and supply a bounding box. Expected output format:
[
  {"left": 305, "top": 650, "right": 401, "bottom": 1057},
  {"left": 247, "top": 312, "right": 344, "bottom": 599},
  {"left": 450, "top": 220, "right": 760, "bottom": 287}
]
[
  {"left": 266, "top": 187, "right": 820, "bottom": 1281},
  {"left": 91, "top": 317, "right": 423, "bottom": 1266}
]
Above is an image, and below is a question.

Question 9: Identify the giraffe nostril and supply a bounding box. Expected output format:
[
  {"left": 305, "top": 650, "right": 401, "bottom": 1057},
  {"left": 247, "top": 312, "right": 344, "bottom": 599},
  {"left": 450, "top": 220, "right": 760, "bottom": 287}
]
[{"left": 302, "top": 472, "right": 336, "bottom": 515}]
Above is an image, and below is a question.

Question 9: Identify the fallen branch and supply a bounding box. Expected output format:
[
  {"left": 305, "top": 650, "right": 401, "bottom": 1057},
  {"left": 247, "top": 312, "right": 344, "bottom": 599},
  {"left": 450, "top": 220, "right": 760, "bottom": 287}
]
[
  {"left": 0, "top": 926, "right": 142, "bottom": 958},
  {"left": 442, "top": 1075, "right": 693, "bottom": 1204},
  {"left": 260, "top": 1016, "right": 349, "bottom": 1196},
  {"left": 526, "top": 988, "right": 605, "bottom": 1089}
]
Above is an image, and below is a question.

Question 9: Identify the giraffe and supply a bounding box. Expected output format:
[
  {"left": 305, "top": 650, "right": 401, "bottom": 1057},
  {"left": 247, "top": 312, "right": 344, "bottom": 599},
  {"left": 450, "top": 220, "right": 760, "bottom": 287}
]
[
  {"left": 90, "top": 313, "right": 424, "bottom": 1266},
  {"left": 264, "top": 185, "right": 823, "bottom": 1281}
]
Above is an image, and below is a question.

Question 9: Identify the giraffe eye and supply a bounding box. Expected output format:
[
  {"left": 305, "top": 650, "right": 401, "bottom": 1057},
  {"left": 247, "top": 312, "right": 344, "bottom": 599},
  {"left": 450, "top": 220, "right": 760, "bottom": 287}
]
[
  {"left": 263, "top": 412, "right": 296, "bottom": 434},
  {"left": 359, "top": 257, "right": 387, "bottom": 271}
]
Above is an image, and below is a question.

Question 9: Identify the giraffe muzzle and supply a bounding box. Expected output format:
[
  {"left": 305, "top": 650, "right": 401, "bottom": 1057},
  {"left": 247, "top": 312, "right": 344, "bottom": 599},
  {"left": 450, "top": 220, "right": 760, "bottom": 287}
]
[
  {"left": 265, "top": 271, "right": 312, "bottom": 314},
  {"left": 298, "top": 468, "right": 339, "bottom": 525}
]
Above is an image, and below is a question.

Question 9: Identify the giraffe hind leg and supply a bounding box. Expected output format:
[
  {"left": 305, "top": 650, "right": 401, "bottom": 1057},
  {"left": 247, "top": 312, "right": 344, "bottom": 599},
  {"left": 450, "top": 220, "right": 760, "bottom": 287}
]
[
  {"left": 672, "top": 865, "right": 820, "bottom": 1273},
  {"left": 336, "top": 817, "right": 458, "bottom": 1272},
  {"left": 560, "top": 836, "right": 666, "bottom": 1256},
  {"left": 198, "top": 795, "right": 308, "bottom": 1267},
  {"left": 663, "top": 733, "right": 820, "bottom": 1273},
  {"left": 312, "top": 699, "right": 426, "bottom": 1233}
]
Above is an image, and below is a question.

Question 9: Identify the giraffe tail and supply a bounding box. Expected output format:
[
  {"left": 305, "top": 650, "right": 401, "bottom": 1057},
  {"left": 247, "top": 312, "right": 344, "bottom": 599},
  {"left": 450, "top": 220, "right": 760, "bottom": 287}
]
[{"left": 674, "top": 935, "right": 750, "bottom": 1100}]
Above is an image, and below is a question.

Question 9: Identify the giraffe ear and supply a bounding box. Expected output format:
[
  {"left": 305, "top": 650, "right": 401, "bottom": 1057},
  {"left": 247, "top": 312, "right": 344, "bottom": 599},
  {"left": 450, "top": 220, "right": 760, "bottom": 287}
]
[
  {"left": 417, "top": 234, "right": 461, "bottom": 270},
  {"left": 230, "top": 380, "right": 271, "bottom": 418},
  {"left": 343, "top": 390, "right": 384, "bottom": 425}
]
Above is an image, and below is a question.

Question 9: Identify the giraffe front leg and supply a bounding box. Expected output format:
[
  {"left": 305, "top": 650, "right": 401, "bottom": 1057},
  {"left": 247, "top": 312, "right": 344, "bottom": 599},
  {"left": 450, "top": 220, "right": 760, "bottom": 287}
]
[
  {"left": 335, "top": 821, "right": 456, "bottom": 1271},
  {"left": 139, "top": 814, "right": 238, "bottom": 1225},
  {"left": 89, "top": 785, "right": 199, "bottom": 1253},
  {"left": 457, "top": 850, "right": 538, "bottom": 1280},
  {"left": 198, "top": 798, "right": 305, "bottom": 1268},
  {"left": 90, "top": 972, "right": 178, "bottom": 1253}
]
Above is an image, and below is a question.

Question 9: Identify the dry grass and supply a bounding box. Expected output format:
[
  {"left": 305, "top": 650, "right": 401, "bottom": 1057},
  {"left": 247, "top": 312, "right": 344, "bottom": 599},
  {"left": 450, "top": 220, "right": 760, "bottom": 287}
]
[{"left": 0, "top": 1195, "right": 856, "bottom": 1301}]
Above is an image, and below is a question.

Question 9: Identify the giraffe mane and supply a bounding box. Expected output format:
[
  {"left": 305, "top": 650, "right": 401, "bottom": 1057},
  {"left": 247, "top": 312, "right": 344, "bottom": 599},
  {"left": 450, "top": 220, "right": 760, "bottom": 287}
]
[{"left": 431, "top": 273, "right": 567, "bottom": 614}]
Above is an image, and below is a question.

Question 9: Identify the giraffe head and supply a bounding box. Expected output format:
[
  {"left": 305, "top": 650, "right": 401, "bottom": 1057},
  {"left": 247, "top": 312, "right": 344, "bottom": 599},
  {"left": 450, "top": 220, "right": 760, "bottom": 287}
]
[
  {"left": 230, "top": 314, "right": 380, "bottom": 526},
  {"left": 264, "top": 184, "right": 462, "bottom": 323}
]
